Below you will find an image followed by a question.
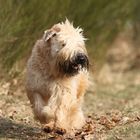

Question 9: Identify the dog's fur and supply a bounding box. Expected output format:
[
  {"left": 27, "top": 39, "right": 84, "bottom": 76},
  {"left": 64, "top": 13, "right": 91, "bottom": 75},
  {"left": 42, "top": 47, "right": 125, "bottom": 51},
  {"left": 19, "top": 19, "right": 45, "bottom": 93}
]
[{"left": 26, "top": 20, "right": 89, "bottom": 132}]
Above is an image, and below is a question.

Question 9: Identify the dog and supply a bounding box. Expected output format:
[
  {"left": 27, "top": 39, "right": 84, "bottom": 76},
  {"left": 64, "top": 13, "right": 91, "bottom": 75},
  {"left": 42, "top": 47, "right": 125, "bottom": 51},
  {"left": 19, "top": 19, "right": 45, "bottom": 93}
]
[{"left": 26, "top": 19, "right": 89, "bottom": 133}]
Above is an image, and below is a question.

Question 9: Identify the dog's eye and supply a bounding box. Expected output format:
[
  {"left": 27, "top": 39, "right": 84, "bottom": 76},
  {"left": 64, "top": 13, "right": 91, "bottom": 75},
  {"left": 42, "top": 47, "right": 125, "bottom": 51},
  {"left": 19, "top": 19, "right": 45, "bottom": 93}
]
[{"left": 62, "top": 43, "right": 66, "bottom": 47}]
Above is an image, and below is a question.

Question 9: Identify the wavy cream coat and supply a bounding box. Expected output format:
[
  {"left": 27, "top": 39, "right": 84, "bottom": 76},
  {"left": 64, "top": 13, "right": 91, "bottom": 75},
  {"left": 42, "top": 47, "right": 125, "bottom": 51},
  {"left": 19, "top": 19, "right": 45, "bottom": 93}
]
[{"left": 26, "top": 20, "right": 89, "bottom": 132}]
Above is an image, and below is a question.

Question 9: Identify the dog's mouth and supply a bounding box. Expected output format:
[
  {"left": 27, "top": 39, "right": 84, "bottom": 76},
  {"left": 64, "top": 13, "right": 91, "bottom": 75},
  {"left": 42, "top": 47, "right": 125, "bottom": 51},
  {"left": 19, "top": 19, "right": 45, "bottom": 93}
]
[{"left": 72, "top": 63, "right": 82, "bottom": 70}]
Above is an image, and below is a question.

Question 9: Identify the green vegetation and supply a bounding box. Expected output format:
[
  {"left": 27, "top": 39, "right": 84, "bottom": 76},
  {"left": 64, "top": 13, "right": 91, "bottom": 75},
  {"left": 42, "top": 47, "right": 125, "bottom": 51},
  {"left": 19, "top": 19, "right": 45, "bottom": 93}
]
[{"left": 0, "top": 0, "right": 139, "bottom": 71}]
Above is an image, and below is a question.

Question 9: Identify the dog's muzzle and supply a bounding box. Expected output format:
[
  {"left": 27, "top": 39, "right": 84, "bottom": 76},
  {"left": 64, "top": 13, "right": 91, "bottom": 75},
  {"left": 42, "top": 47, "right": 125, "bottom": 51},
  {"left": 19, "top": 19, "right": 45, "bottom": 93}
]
[
  {"left": 72, "top": 53, "right": 89, "bottom": 71},
  {"left": 59, "top": 53, "right": 89, "bottom": 76}
]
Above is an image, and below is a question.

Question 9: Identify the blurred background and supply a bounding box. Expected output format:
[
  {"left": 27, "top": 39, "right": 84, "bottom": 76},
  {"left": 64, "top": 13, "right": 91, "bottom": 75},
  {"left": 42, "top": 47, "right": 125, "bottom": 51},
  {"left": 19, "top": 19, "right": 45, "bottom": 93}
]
[
  {"left": 0, "top": 0, "right": 140, "bottom": 75},
  {"left": 0, "top": 0, "right": 140, "bottom": 139}
]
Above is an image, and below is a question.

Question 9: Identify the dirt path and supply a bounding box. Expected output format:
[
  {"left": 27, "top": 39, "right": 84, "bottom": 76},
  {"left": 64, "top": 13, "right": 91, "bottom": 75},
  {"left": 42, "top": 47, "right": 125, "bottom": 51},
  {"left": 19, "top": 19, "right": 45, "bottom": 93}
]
[{"left": 0, "top": 71, "right": 140, "bottom": 139}]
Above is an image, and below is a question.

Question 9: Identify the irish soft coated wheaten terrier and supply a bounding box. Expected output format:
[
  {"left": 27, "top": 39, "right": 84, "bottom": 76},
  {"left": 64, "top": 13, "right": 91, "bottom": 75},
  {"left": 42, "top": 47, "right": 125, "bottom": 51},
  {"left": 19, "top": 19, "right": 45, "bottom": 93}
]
[{"left": 26, "top": 19, "right": 89, "bottom": 133}]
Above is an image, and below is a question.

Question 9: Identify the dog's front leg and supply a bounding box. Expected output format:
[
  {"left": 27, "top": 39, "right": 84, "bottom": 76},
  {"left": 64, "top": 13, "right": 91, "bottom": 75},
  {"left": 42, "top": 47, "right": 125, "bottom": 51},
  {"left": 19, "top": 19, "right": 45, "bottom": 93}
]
[
  {"left": 42, "top": 91, "right": 61, "bottom": 125},
  {"left": 30, "top": 93, "right": 47, "bottom": 123},
  {"left": 32, "top": 93, "right": 56, "bottom": 130}
]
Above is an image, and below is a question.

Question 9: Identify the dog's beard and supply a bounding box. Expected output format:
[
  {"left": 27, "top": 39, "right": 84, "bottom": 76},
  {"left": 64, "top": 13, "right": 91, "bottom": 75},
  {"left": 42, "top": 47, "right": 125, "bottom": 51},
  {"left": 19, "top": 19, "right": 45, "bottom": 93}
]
[{"left": 58, "top": 54, "right": 89, "bottom": 76}]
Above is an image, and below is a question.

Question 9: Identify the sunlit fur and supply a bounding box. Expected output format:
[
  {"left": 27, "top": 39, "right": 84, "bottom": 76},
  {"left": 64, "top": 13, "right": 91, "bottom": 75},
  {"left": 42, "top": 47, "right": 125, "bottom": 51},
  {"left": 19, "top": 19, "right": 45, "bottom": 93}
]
[{"left": 26, "top": 19, "right": 89, "bottom": 132}]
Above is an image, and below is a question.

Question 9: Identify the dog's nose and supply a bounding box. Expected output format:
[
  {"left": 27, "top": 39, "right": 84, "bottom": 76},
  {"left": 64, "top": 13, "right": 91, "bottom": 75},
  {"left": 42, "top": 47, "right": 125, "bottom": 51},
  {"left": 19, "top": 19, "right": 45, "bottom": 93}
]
[{"left": 76, "top": 53, "right": 86, "bottom": 64}]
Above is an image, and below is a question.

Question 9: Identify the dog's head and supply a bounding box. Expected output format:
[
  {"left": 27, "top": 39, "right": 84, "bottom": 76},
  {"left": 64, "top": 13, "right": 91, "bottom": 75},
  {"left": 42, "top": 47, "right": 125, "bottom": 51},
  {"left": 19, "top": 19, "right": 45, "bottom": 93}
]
[{"left": 43, "top": 19, "right": 89, "bottom": 77}]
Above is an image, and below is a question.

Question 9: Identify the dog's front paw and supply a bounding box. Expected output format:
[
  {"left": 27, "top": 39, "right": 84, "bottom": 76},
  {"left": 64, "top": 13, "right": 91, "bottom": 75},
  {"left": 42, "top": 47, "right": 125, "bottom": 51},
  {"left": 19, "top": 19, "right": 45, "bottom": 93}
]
[
  {"left": 43, "top": 121, "right": 55, "bottom": 133},
  {"left": 43, "top": 124, "right": 66, "bottom": 136},
  {"left": 54, "top": 127, "right": 66, "bottom": 135}
]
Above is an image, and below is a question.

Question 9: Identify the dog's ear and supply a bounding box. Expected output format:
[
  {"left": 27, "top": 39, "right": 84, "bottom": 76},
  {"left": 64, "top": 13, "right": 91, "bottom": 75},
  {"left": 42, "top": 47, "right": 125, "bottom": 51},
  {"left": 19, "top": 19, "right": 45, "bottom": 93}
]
[
  {"left": 43, "top": 30, "right": 56, "bottom": 42},
  {"left": 43, "top": 24, "right": 60, "bottom": 42}
]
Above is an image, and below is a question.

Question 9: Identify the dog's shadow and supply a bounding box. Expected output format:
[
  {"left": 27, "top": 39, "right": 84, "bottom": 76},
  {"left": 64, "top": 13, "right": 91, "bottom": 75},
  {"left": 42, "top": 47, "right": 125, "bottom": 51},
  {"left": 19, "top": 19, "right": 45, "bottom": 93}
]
[{"left": 0, "top": 117, "right": 48, "bottom": 140}]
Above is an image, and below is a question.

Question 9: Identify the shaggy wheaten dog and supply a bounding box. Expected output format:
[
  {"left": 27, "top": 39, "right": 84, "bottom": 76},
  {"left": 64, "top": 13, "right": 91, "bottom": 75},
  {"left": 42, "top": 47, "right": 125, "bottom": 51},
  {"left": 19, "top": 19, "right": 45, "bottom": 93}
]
[{"left": 26, "top": 20, "right": 89, "bottom": 133}]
